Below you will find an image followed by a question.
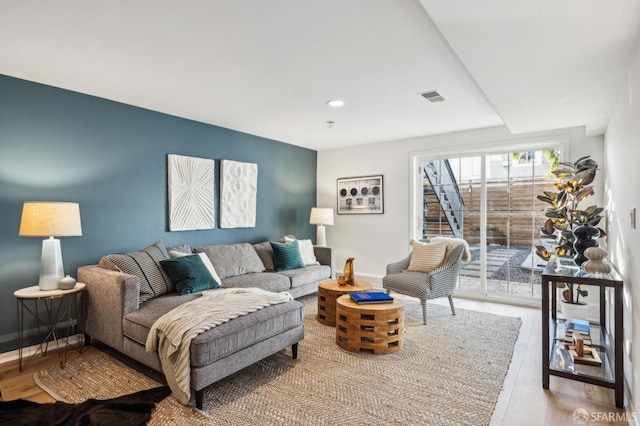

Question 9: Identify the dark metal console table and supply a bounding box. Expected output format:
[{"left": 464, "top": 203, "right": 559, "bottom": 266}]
[{"left": 542, "top": 257, "right": 624, "bottom": 408}]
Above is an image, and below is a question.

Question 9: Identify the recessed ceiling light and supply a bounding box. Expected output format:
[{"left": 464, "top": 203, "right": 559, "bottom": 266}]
[{"left": 326, "top": 100, "right": 344, "bottom": 107}]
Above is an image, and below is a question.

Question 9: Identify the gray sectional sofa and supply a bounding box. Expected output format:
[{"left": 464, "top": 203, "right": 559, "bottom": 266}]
[{"left": 78, "top": 239, "right": 334, "bottom": 408}]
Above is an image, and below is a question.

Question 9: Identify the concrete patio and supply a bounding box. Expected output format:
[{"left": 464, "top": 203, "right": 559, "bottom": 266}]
[{"left": 457, "top": 245, "right": 543, "bottom": 299}]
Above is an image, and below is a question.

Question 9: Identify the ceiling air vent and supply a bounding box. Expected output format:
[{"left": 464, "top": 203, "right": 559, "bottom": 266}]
[{"left": 419, "top": 90, "right": 445, "bottom": 103}]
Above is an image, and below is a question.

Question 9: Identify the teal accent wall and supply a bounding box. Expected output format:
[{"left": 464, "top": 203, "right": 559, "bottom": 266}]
[{"left": 0, "top": 74, "right": 317, "bottom": 353}]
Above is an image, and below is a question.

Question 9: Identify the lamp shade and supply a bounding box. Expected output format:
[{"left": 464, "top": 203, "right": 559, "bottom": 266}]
[
  {"left": 309, "top": 207, "right": 334, "bottom": 226},
  {"left": 19, "top": 202, "right": 82, "bottom": 290},
  {"left": 19, "top": 202, "right": 83, "bottom": 237}
]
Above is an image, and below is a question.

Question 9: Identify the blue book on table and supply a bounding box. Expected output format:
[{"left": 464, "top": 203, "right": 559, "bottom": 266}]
[
  {"left": 350, "top": 292, "right": 394, "bottom": 304},
  {"left": 566, "top": 318, "right": 590, "bottom": 334}
]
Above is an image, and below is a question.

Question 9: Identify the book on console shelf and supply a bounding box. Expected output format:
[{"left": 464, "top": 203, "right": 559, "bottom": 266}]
[
  {"left": 564, "top": 318, "right": 592, "bottom": 345},
  {"left": 350, "top": 292, "right": 394, "bottom": 304},
  {"left": 566, "top": 318, "right": 590, "bottom": 335}
]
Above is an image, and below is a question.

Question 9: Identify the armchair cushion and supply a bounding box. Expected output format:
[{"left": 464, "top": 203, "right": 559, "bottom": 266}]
[
  {"left": 430, "top": 236, "right": 471, "bottom": 263},
  {"left": 405, "top": 240, "right": 448, "bottom": 273}
]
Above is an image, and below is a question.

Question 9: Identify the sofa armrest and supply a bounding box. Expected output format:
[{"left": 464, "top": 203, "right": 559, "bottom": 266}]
[
  {"left": 77, "top": 265, "right": 141, "bottom": 352},
  {"left": 313, "top": 246, "right": 336, "bottom": 279}
]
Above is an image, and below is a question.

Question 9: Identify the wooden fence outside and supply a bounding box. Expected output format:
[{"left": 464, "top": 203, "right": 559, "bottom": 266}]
[{"left": 425, "top": 179, "right": 557, "bottom": 246}]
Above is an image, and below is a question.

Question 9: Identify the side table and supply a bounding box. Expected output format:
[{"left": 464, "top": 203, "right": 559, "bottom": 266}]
[
  {"left": 317, "top": 279, "right": 373, "bottom": 326},
  {"left": 14, "top": 283, "right": 86, "bottom": 371},
  {"left": 335, "top": 294, "right": 404, "bottom": 354}
]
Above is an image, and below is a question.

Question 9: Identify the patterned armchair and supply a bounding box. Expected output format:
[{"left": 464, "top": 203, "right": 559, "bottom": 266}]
[{"left": 382, "top": 242, "right": 465, "bottom": 325}]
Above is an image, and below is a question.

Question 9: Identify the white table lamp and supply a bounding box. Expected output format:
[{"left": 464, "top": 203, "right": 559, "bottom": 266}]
[
  {"left": 310, "top": 207, "right": 334, "bottom": 247},
  {"left": 19, "top": 202, "right": 83, "bottom": 291}
]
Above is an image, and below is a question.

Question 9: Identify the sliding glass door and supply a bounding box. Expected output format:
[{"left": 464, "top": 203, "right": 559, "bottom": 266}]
[{"left": 412, "top": 143, "right": 562, "bottom": 304}]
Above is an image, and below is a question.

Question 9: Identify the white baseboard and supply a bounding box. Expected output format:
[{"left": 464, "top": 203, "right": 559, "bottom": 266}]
[{"left": 0, "top": 334, "right": 83, "bottom": 365}]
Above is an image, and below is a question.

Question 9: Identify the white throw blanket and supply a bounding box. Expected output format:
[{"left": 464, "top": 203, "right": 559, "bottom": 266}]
[{"left": 145, "top": 287, "right": 293, "bottom": 404}]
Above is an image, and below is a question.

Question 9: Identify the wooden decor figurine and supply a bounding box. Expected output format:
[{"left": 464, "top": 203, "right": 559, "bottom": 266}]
[
  {"left": 573, "top": 333, "right": 584, "bottom": 357},
  {"left": 564, "top": 332, "right": 602, "bottom": 366},
  {"left": 338, "top": 257, "right": 355, "bottom": 286}
]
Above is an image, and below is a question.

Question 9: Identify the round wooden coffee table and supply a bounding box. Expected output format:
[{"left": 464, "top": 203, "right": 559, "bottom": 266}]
[
  {"left": 335, "top": 294, "right": 404, "bottom": 355},
  {"left": 317, "top": 279, "right": 372, "bottom": 326}
]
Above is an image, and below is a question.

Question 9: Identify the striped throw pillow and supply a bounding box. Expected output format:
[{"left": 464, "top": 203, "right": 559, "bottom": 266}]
[
  {"left": 104, "top": 241, "right": 174, "bottom": 303},
  {"left": 405, "top": 240, "right": 448, "bottom": 273}
]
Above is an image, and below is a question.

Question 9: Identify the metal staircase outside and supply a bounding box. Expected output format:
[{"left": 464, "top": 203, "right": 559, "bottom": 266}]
[{"left": 422, "top": 160, "right": 464, "bottom": 239}]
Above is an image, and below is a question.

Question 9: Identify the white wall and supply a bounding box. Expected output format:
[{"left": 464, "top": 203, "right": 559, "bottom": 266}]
[
  {"left": 604, "top": 42, "right": 640, "bottom": 412},
  {"left": 317, "top": 125, "right": 604, "bottom": 285}
]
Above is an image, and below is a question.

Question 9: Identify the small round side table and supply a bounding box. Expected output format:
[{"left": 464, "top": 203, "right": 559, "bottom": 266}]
[
  {"left": 335, "top": 294, "right": 404, "bottom": 355},
  {"left": 14, "top": 283, "right": 86, "bottom": 371},
  {"left": 317, "top": 279, "right": 372, "bottom": 326}
]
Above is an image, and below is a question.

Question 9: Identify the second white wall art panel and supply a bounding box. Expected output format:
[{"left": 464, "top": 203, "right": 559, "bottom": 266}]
[
  {"left": 167, "top": 154, "right": 215, "bottom": 231},
  {"left": 220, "top": 159, "right": 258, "bottom": 228}
]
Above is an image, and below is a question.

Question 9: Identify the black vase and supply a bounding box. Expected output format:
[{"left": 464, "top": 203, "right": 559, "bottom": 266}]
[{"left": 573, "top": 225, "right": 600, "bottom": 266}]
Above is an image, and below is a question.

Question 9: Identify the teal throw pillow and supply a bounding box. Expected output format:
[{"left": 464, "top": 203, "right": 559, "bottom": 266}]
[
  {"left": 270, "top": 240, "right": 305, "bottom": 272},
  {"left": 160, "top": 254, "right": 220, "bottom": 295}
]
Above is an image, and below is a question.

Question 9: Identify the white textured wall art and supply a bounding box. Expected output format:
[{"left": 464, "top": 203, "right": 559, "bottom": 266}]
[
  {"left": 220, "top": 159, "right": 258, "bottom": 228},
  {"left": 167, "top": 154, "right": 215, "bottom": 231}
]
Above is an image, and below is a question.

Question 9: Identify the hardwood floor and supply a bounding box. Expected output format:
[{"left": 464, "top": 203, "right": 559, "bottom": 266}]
[
  {"left": 440, "top": 297, "right": 631, "bottom": 426},
  {"left": 0, "top": 300, "right": 630, "bottom": 425},
  {"left": 0, "top": 344, "right": 101, "bottom": 404}
]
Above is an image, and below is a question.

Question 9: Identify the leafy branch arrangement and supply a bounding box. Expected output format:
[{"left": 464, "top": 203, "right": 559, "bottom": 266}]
[
  {"left": 535, "top": 155, "right": 606, "bottom": 260},
  {"left": 535, "top": 155, "right": 606, "bottom": 305}
]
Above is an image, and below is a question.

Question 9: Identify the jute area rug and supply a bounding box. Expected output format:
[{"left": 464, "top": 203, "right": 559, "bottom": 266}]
[{"left": 35, "top": 295, "right": 521, "bottom": 425}]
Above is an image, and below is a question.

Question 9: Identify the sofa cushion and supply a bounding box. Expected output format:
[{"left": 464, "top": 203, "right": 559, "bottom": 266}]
[
  {"left": 252, "top": 241, "right": 276, "bottom": 272},
  {"left": 160, "top": 255, "right": 220, "bottom": 295},
  {"left": 277, "top": 264, "right": 331, "bottom": 288},
  {"left": 190, "top": 300, "right": 303, "bottom": 368},
  {"left": 123, "top": 295, "right": 303, "bottom": 368},
  {"left": 193, "top": 243, "right": 265, "bottom": 279},
  {"left": 123, "top": 292, "right": 201, "bottom": 346},
  {"left": 270, "top": 240, "right": 305, "bottom": 272},
  {"left": 166, "top": 244, "right": 192, "bottom": 255},
  {"left": 220, "top": 272, "right": 290, "bottom": 293},
  {"left": 102, "top": 241, "right": 174, "bottom": 303}
]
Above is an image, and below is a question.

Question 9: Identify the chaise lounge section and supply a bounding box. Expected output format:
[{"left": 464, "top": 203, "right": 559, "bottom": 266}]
[{"left": 79, "top": 239, "right": 334, "bottom": 408}]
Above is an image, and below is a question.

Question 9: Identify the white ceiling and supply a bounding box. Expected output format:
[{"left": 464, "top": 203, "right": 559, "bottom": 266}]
[
  {"left": 421, "top": 0, "right": 640, "bottom": 137},
  {"left": 0, "top": 1, "right": 638, "bottom": 151}
]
